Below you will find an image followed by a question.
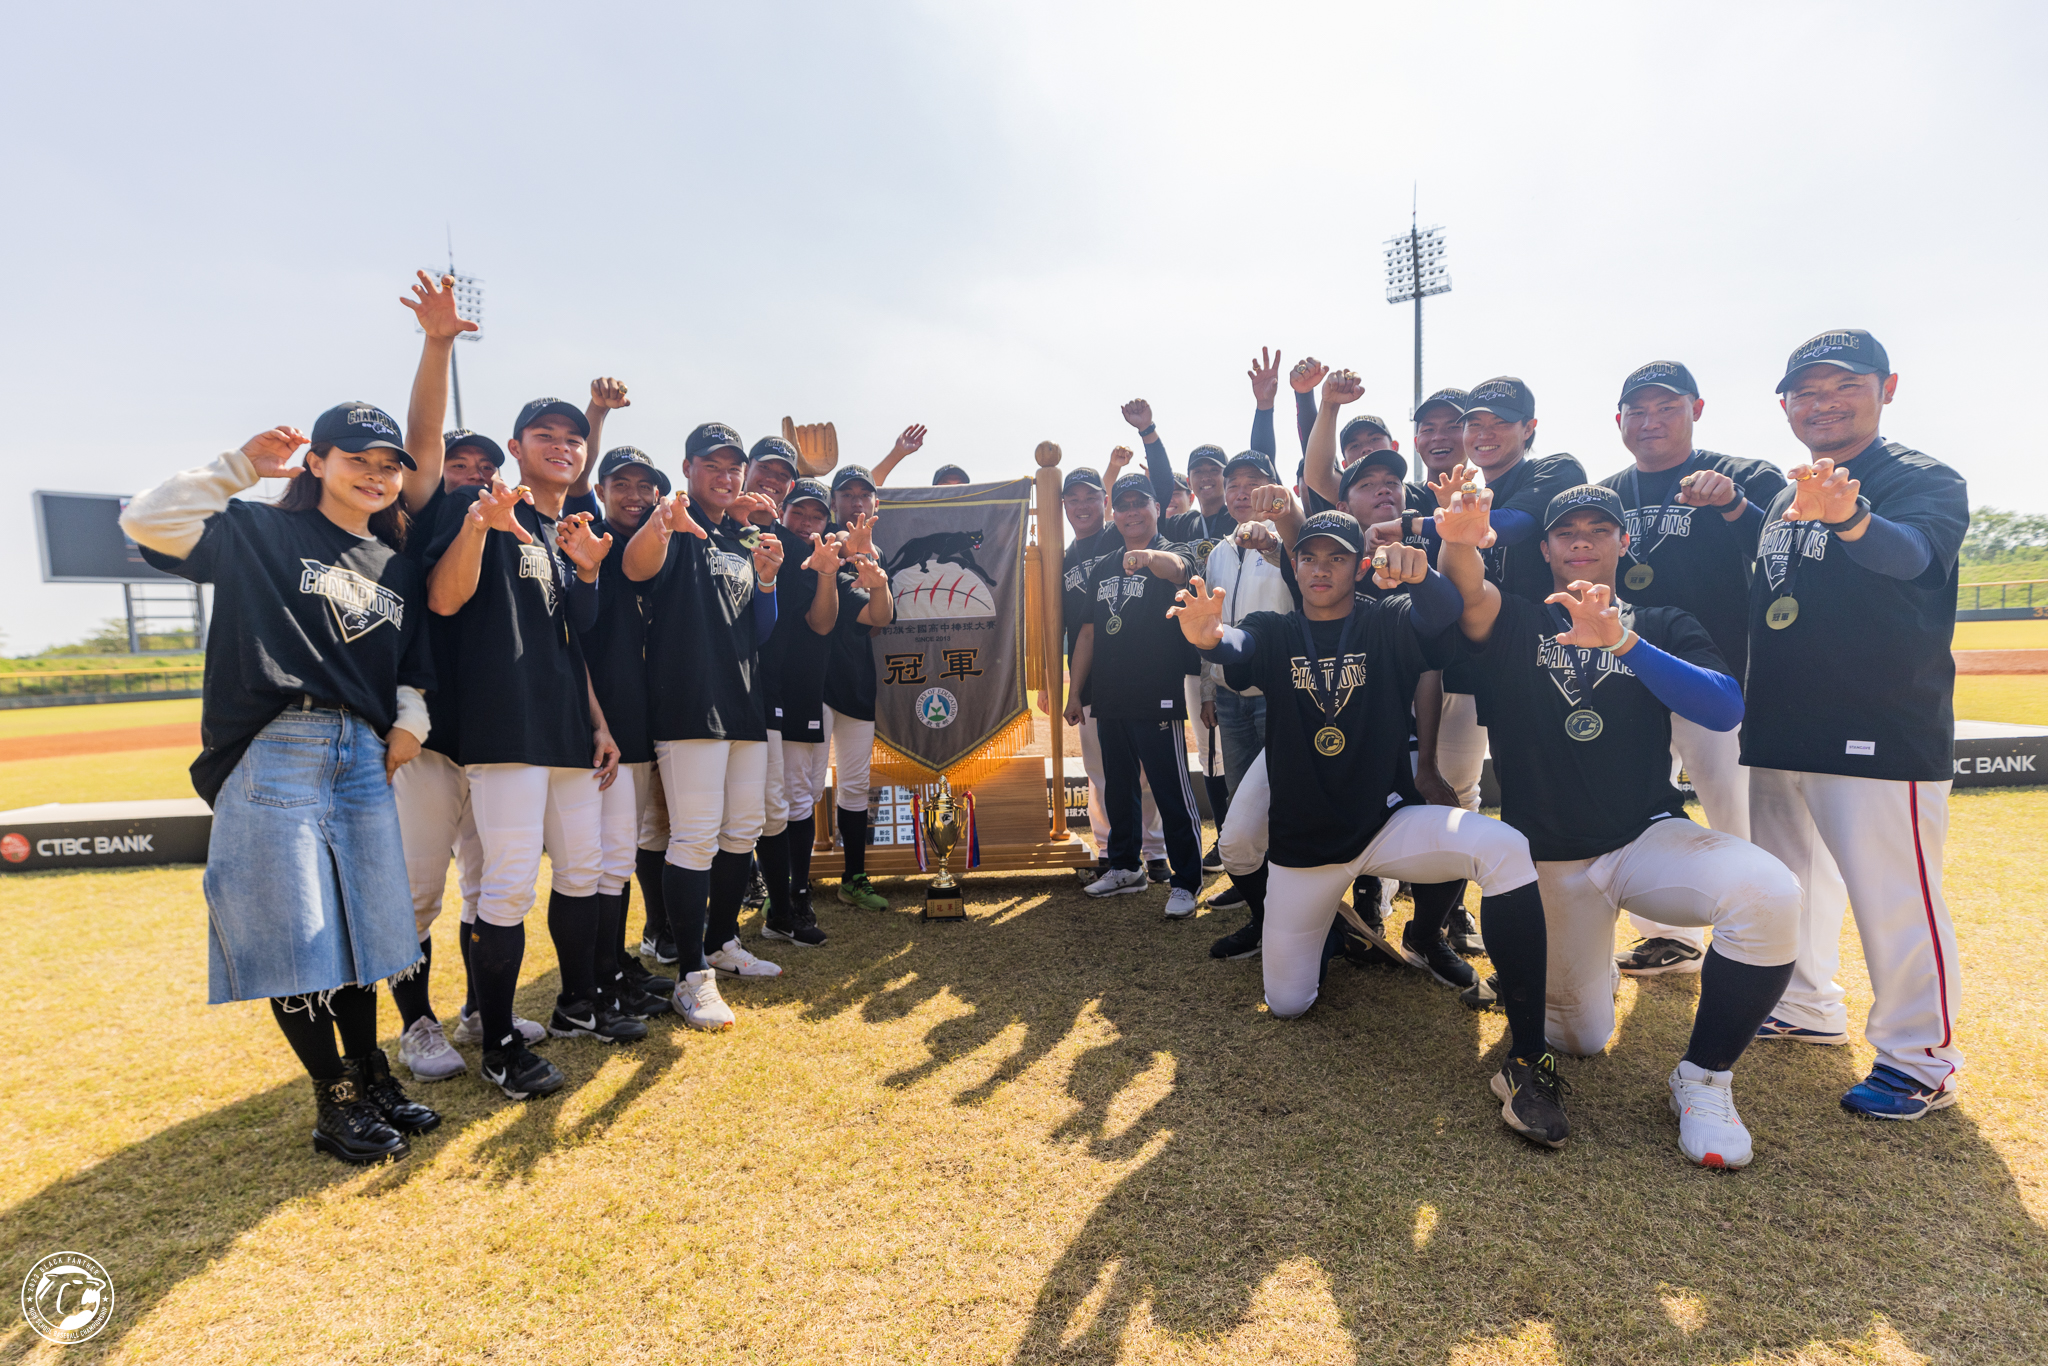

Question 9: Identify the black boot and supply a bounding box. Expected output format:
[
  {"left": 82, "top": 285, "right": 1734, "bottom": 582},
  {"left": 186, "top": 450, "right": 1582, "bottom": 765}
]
[
  {"left": 346, "top": 1050, "right": 443, "bottom": 1135},
  {"left": 313, "top": 1075, "right": 410, "bottom": 1164}
]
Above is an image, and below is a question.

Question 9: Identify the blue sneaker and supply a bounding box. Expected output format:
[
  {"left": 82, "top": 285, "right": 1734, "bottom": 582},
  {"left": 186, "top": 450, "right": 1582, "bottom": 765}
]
[
  {"left": 1841, "top": 1065, "right": 1958, "bottom": 1121},
  {"left": 1754, "top": 1014, "right": 1848, "bottom": 1046}
]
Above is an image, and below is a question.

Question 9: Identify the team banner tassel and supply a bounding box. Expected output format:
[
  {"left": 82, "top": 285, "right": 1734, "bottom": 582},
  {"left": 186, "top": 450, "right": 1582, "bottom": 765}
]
[
  {"left": 869, "top": 710, "right": 1035, "bottom": 789},
  {"left": 911, "top": 790, "right": 929, "bottom": 873},
  {"left": 962, "top": 791, "right": 981, "bottom": 869}
]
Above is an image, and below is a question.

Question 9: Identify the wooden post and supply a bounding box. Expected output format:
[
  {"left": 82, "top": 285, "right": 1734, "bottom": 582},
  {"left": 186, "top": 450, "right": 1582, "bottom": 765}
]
[{"left": 1034, "top": 441, "right": 1068, "bottom": 837}]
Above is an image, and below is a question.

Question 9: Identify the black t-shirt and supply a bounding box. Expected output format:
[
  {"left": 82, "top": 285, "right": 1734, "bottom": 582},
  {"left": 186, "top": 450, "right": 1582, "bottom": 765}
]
[
  {"left": 1062, "top": 525, "right": 1122, "bottom": 709},
  {"left": 1220, "top": 602, "right": 1460, "bottom": 868},
  {"left": 144, "top": 502, "right": 434, "bottom": 806},
  {"left": 1159, "top": 506, "right": 1237, "bottom": 570},
  {"left": 408, "top": 489, "right": 467, "bottom": 762},
  {"left": 821, "top": 524, "right": 879, "bottom": 722},
  {"left": 1468, "top": 594, "right": 1725, "bottom": 862},
  {"left": 1742, "top": 438, "right": 1968, "bottom": 782},
  {"left": 763, "top": 524, "right": 846, "bottom": 742},
  {"left": 1596, "top": 449, "right": 1785, "bottom": 681},
  {"left": 1403, "top": 482, "right": 1440, "bottom": 565},
  {"left": 1084, "top": 536, "right": 1196, "bottom": 721},
  {"left": 578, "top": 516, "right": 654, "bottom": 763},
  {"left": 643, "top": 505, "right": 768, "bottom": 742},
  {"left": 1443, "top": 452, "right": 1586, "bottom": 695},
  {"left": 425, "top": 489, "right": 593, "bottom": 768}
]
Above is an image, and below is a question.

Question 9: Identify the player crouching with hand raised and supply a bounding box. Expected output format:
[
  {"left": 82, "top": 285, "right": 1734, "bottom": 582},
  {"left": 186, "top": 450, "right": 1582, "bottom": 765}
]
[{"left": 1442, "top": 481, "right": 1801, "bottom": 1168}]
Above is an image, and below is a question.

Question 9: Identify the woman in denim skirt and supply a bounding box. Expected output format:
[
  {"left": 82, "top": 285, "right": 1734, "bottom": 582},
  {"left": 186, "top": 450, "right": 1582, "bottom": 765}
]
[{"left": 122, "top": 400, "right": 446, "bottom": 1165}]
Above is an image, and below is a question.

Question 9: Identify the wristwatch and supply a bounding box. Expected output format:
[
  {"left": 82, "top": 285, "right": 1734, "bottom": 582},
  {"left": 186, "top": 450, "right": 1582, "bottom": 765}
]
[{"left": 1821, "top": 496, "right": 1873, "bottom": 533}]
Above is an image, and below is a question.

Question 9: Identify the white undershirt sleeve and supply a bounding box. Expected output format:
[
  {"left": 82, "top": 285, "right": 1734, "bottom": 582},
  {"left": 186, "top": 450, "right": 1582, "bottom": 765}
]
[
  {"left": 390, "top": 686, "right": 431, "bottom": 743},
  {"left": 118, "top": 448, "right": 262, "bottom": 558}
]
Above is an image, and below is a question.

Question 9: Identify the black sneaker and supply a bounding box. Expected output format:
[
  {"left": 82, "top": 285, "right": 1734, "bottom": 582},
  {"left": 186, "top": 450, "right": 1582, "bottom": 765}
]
[
  {"left": 1401, "top": 922, "right": 1478, "bottom": 990},
  {"left": 1206, "top": 881, "right": 1247, "bottom": 908},
  {"left": 1202, "top": 842, "right": 1224, "bottom": 871},
  {"left": 481, "top": 1043, "right": 567, "bottom": 1100},
  {"left": 1616, "top": 936, "right": 1706, "bottom": 977},
  {"left": 1492, "top": 1052, "right": 1572, "bottom": 1149},
  {"left": 1461, "top": 972, "right": 1500, "bottom": 1011},
  {"left": 1340, "top": 904, "right": 1404, "bottom": 968},
  {"left": 791, "top": 885, "right": 815, "bottom": 920},
  {"left": 1146, "top": 858, "right": 1171, "bottom": 883},
  {"left": 621, "top": 955, "right": 675, "bottom": 999},
  {"left": 618, "top": 984, "right": 673, "bottom": 1019},
  {"left": 641, "top": 933, "right": 679, "bottom": 966},
  {"left": 312, "top": 1076, "right": 409, "bottom": 1164},
  {"left": 762, "top": 904, "right": 828, "bottom": 947},
  {"left": 1447, "top": 906, "right": 1486, "bottom": 956},
  {"left": 742, "top": 870, "right": 769, "bottom": 910},
  {"left": 547, "top": 998, "right": 650, "bottom": 1044},
  {"left": 345, "top": 1049, "right": 442, "bottom": 1135},
  {"left": 1209, "top": 921, "right": 1261, "bottom": 960}
]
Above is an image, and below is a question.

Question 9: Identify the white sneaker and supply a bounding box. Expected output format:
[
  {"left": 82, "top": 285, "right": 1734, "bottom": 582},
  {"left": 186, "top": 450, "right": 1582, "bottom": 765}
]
[
  {"left": 1084, "top": 867, "right": 1149, "bottom": 898},
  {"left": 708, "top": 938, "right": 782, "bottom": 978},
  {"left": 1667, "top": 1060, "right": 1753, "bottom": 1169},
  {"left": 1163, "top": 887, "right": 1197, "bottom": 919},
  {"left": 450, "top": 1008, "right": 547, "bottom": 1048},
  {"left": 397, "top": 1015, "right": 466, "bottom": 1081},
  {"left": 675, "top": 969, "right": 735, "bottom": 1031}
]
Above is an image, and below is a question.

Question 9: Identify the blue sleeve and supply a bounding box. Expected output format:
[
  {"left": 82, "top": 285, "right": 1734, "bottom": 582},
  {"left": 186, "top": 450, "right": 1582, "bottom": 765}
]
[
  {"left": 1294, "top": 391, "right": 1317, "bottom": 454},
  {"left": 1250, "top": 407, "right": 1276, "bottom": 458},
  {"left": 1838, "top": 512, "right": 1934, "bottom": 580},
  {"left": 566, "top": 574, "right": 599, "bottom": 634},
  {"left": 1145, "top": 436, "right": 1175, "bottom": 508},
  {"left": 1625, "top": 637, "right": 1744, "bottom": 732},
  {"left": 1729, "top": 498, "right": 1766, "bottom": 552},
  {"left": 1198, "top": 624, "right": 1253, "bottom": 663},
  {"left": 1405, "top": 569, "right": 1463, "bottom": 638},
  {"left": 752, "top": 580, "right": 779, "bottom": 644},
  {"left": 1419, "top": 508, "right": 1535, "bottom": 544}
]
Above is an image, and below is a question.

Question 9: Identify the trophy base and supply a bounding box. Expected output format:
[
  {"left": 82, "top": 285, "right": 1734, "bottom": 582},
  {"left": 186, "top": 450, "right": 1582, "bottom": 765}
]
[{"left": 923, "top": 886, "right": 966, "bottom": 920}]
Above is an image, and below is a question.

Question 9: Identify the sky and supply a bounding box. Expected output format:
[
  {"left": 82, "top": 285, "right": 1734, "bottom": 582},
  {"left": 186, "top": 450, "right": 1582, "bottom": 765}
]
[{"left": 2, "top": 1, "right": 2043, "bottom": 652}]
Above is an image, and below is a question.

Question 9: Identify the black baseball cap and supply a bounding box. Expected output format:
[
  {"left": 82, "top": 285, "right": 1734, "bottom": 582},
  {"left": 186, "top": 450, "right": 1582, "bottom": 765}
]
[
  {"left": 932, "top": 464, "right": 971, "bottom": 484},
  {"left": 512, "top": 397, "right": 591, "bottom": 442},
  {"left": 1339, "top": 449, "right": 1407, "bottom": 501},
  {"left": 1543, "top": 484, "right": 1627, "bottom": 532},
  {"left": 1414, "top": 387, "right": 1468, "bottom": 422},
  {"left": 1111, "top": 474, "right": 1156, "bottom": 505},
  {"left": 442, "top": 428, "right": 503, "bottom": 466},
  {"left": 747, "top": 436, "right": 800, "bottom": 475},
  {"left": 1295, "top": 510, "right": 1366, "bottom": 558},
  {"left": 831, "top": 464, "right": 878, "bottom": 493},
  {"left": 1187, "top": 444, "right": 1227, "bottom": 473},
  {"left": 1339, "top": 415, "right": 1392, "bottom": 449},
  {"left": 1222, "top": 450, "right": 1276, "bottom": 482},
  {"left": 1172, "top": 473, "right": 1191, "bottom": 493},
  {"left": 311, "top": 402, "right": 416, "bottom": 469},
  {"left": 1062, "top": 467, "right": 1105, "bottom": 495},
  {"left": 685, "top": 422, "right": 745, "bottom": 462},
  {"left": 786, "top": 478, "right": 831, "bottom": 512},
  {"left": 1462, "top": 377, "right": 1535, "bottom": 424},
  {"left": 1618, "top": 360, "right": 1699, "bottom": 407},
  {"left": 596, "top": 446, "right": 671, "bottom": 495},
  {"left": 1775, "top": 329, "right": 1891, "bottom": 393}
]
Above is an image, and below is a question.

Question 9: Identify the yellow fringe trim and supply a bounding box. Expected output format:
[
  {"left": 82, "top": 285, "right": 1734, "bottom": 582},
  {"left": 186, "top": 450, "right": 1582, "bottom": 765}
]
[{"left": 870, "top": 709, "right": 1035, "bottom": 788}]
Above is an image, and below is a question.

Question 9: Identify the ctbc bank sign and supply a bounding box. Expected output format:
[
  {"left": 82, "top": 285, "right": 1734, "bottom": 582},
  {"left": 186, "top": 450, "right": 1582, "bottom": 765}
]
[{"left": 0, "top": 800, "right": 212, "bottom": 872}]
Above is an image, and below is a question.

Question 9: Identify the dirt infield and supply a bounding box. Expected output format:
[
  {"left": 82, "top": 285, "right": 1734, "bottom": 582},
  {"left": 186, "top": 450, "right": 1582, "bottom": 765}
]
[{"left": 0, "top": 723, "right": 197, "bottom": 763}]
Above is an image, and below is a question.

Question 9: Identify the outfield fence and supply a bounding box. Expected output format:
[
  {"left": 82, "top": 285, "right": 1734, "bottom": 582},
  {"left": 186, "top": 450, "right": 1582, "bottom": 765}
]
[
  {"left": 0, "top": 670, "right": 204, "bottom": 710},
  {"left": 1958, "top": 579, "right": 2048, "bottom": 621}
]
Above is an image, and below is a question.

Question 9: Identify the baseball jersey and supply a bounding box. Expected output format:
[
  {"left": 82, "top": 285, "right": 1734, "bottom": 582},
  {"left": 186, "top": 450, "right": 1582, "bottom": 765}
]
[
  {"left": 1467, "top": 594, "right": 1727, "bottom": 862},
  {"left": 1478, "top": 453, "right": 1590, "bottom": 605},
  {"left": 1062, "top": 525, "right": 1122, "bottom": 709},
  {"left": 425, "top": 489, "right": 594, "bottom": 769},
  {"left": 1596, "top": 449, "right": 1786, "bottom": 680},
  {"left": 1403, "top": 482, "right": 1441, "bottom": 565},
  {"left": 642, "top": 505, "right": 768, "bottom": 743},
  {"left": 1220, "top": 602, "right": 1461, "bottom": 868},
  {"left": 410, "top": 489, "right": 467, "bottom": 764},
  {"left": 144, "top": 502, "right": 434, "bottom": 806},
  {"left": 1083, "top": 537, "right": 1197, "bottom": 721},
  {"left": 577, "top": 515, "right": 654, "bottom": 764},
  {"left": 765, "top": 526, "right": 855, "bottom": 743},
  {"left": 1741, "top": 438, "right": 1968, "bottom": 782}
]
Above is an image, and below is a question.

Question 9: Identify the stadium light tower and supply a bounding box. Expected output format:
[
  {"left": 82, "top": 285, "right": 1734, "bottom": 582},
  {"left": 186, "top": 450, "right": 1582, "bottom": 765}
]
[
  {"left": 441, "top": 229, "right": 485, "bottom": 429},
  {"left": 1384, "top": 204, "right": 1450, "bottom": 415}
]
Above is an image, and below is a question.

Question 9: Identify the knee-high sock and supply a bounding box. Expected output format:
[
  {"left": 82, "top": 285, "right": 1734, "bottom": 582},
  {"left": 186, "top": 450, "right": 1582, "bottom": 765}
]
[
  {"left": 1318, "top": 915, "right": 1348, "bottom": 986},
  {"left": 1352, "top": 876, "right": 1382, "bottom": 927},
  {"left": 838, "top": 808, "right": 869, "bottom": 877},
  {"left": 788, "top": 815, "right": 816, "bottom": 893},
  {"left": 390, "top": 938, "right": 435, "bottom": 1027},
  {"left": 634, "top": 847, "right": 670, "bottom": 944},
  {"left": 270, "top": 996, "right": 345, "bottom": 1082},
  {"left": 706, "top": 849, "right": 753, "bottom": 951},
  {"left": 1480, "top": 881, "right": 1549, "bottom": 1061},
  {"left": 1229, "top": 863, "right": 1267, "bottom": 931},
  {"left": 1408, "top": 880, "right": 1465, "bottom": 940},
  {"left": 469, "top": 919, "right": 527, "bottom": 1052},
  {"left": 547, "top": 890, "right": 600, "bottom": 1007},
  {"left": 593, "top": 892, "right": 628, "bottom": 1004},
  {"left": 1204, "top": 774, "right": 1231, "bottom": 831},
  {"left": 458, "top": 923, "right": 477, "bottom": 1017},
  {"left": 614, "top": 879, "right": 635, "bottom": 968},
  {"left": 661, "top": 864, "right": 712, "bottom": 974},
  {"left": 1684, "top": 949, "right": 1797, "bottom": 1073},
  {"left": 330, "top": 983, "right": 381, "bottom": 1059},
  {"left": 758, "top": 830, "right": 793, "bottom": 924}
]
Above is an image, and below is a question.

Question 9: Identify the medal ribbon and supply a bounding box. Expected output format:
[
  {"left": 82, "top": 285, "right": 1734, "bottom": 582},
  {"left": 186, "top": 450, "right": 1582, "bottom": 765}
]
[
  {"left": 1546, "top": 604, "right": 1602, "bottom": 706},
  {"left": 1294, "top": 610, "right": 1364, "bottom": 738},
  {"left": 1626, "top": 453, "right": 1692, "bottom": 567}
]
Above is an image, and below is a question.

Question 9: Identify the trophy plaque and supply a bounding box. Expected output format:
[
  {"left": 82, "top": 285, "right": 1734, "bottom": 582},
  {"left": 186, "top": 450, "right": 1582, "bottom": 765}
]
[{"left": 921, "top": 781, "right": 966, "bottom": 920}]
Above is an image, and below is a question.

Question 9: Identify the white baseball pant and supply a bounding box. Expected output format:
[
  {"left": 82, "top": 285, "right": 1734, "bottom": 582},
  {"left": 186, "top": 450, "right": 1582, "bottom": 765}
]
[
  {"left": 763, "top": 732, "right": 788, "bottom": 837},
  {"left": 465, "top": 763, "right": 604, "bottom": 927},
  {"left": 636, "top": 758, "right": 668, "bottom": 853},
  {"left": 655, "top": 738, "right": 768, "bottom": 870},
  {"left": 1220, "top": 751, "right": 1391, "bottom": 916},
  {"left": 1082, "top": 704, "right": 1165, "bottom": 861},
  {"left": 782, "top": 738, "right": 831, "bottom": 824},
  {"left": 393, "top": 747, "right": 484, "bottom": 937},
  {"left": 824, "top": 706, "right": 874, "bottom": 816},
  {"left": 1749, "top": 769, "right": 1962, "bottom": 1091},
  {"left": 1628, "top": 716, "right": 1754, "bottom": 952},
  {"left": 595, "top": 760, "right": 648, "bottom": 896},
  {"left": 1266, "top": 806, "right": 1537, "bottom": 1018},
  {"left": 1538, "top": 816, "right": 1800, "bottom": 1057},
  {"left": 1434, "top": 692, "right": 1488, "bottom": 812}
]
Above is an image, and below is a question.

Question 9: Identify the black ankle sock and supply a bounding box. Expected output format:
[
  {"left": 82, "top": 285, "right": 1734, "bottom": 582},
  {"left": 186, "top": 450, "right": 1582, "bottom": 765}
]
[
  {"left": 1229, "top": 863, "right": 1268, "bottom": 930},
  {"left": 660, "top": 863, "right": 712, "bottom": 973},
  {"left": 634, "top": 847, "right": 670, "bottom": 944},
  {"left": 758, "top": 830, "right": 793, "bottom": 923},
  {"left": 1684, "top": 949, "right": 1797, "bottom": 1073},
  {"left": 1353, "top": 876, "right": 1382, "bottom": 926},
  {"left": 1408, "top": 880, "right": 1465, "bottom": 940},
  {"left": 1204, "top": 774, "right": 1231, "bottom": 829},
  {"left": 707, "top": 849, "right": 753, "bottom": 952},
  {"left": 1480, "top": 881, "right": 1550, "bottom": 1060},
  {"left": 458, "top": 919, "right": 478, "bottom": 1016},
  {"left": 838, "top": 807, "right": 869, "bottom": 877},
  {"left": 593, "top": 892, "right": 628, "bottom": 1003},
  {"left": 546, "top": 891, "right": 600, "bottom": 1007},
  {"left": 389, "top": 938, "right": 435, "bottom": 1027},
  {"left": 788, "top": 815, "right": 816, "bottom": 894},
  {"left": 469, "top": 919, "right": 527, "bottom": 1052},
  {"left": 329, "top": 983, "right": 381, "bottom": 1060},
  {"left": 270, "top": 996, "right": 345, "bottom": 1082}
]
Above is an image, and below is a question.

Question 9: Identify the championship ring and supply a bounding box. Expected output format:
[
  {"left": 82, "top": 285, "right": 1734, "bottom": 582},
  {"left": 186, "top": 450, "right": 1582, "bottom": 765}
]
[{"left": 1314, "top": 725, "right": 1346, "bottom": 756}]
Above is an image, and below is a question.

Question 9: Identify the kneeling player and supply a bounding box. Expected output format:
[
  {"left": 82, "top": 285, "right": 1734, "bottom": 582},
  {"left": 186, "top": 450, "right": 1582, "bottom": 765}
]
[
  {"left": 1169, "top": 509, "right": 1564, "bottom": 1149},
  {"left": 1444, "top": 482, "right": 1800, "bottom": 1168}
]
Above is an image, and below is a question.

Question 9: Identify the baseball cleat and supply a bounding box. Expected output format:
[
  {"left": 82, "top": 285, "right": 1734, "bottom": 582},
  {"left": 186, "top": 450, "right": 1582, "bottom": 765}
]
[
  {"left": 1616, "top": 937, "right": 1705, "bottom": 977},
  {"left": 1668, "top": 1060, "right": 1752, "bottom": 1168},
  {"left": 1401, "top": 922, "right": 1478, "bottom": 990},
  {"left": 1840, "top": 1065, "right": 1958, "bottom": 1121},
  {"left": 1754, "top": 1014, "right": 1849, "bottom": 1046},
  {"left": 1493, "top": 1052, "right": 1571, "bottom": 1149}
]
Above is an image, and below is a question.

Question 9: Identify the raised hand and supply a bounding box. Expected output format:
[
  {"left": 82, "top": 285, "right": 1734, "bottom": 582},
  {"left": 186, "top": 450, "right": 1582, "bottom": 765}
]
[
  {"left": 558, "top": 511, "right": 614, "bottom": 579},
  {"left": 1104, "top": 445, "right": 1135, "bottom": 482},
  {"left": 470, "top": 478, "right": 536, "bottom": 544},
  {"left": 752, "top": 530, "right": 786, "bottom": 582},
  {"left": 802, "top": 532, "right": 841, "bottom": 575},
  {"left": 1371, "top": 544, "right": 1430, "bottom": 589},
  {"left": 1290, "top": 357, "right": 1329, "bottom": 394},
  {"left": 1322, "top": 370, "right": 1364, "bottom": 407},
  {"left": 400, "top": 271, "right": 477, "bottom": 341},
  {"left": 1433, "top": 480, "right": 1496, "bottom": 548},
  {"left": 589, "top": 376, "right": 630, "bottom": 411},
  {"left": 1247, "top": 347, "right": 1282, "bottom": 408},
  {"left": 1545, "top": 581, "right": 1626, "bottom": 649},
  {"left": 1785, "top": 457, "right": 1859, "bottom": 523},
  {"left": 852, "top": 554, "right": 890, "bottom": 593},
  {"left": 1166, "top": 576, "right": 1227, "bottom": 649},
  {"left": 649, "top": 491, "right": 708, "bottom": 542},
  {"left": 843, "top": 511, "right": 880, "bottom": 559},
  {"left": 1252, "top": 486, "right": 1294, "bottom": 520},
  {"left": 241, "top": 425, "right": 308, "bottom": 478},
  {"left": 1121, "top": 398, "right": 1154, "bottom": 432},
  {"left": 1234, "top": 522, "right": 1279, "bottom": 555},
  {"left": 729, "top": 491, "right": 777, "bottom": 526},
  {"left": 1675, "top": 468, "right": 1738, "bottom": 509},
  {"left": 889, "top": 424, "right": 927, "bottom": 459},
  {"left": 1426, "top": 462, "right": 1475, "bottom": 508}
]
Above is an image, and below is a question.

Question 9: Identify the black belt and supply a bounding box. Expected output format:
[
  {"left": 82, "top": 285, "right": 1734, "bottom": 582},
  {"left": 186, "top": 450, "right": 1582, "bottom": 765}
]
[{"left": 294, "top": 694, "right": 351, "bottom": 714}]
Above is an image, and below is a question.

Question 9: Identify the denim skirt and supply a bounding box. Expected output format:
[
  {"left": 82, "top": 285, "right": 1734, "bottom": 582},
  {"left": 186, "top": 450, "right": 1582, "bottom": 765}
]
[{"left": 202, "top": 707, "right": 421, "bottom": 1003}]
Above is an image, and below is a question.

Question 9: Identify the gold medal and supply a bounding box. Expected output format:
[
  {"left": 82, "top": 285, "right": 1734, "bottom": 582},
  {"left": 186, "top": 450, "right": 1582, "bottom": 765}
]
[
  {"left": 1314, "top": 725, "right": 1346, "bottom": 756},
  {"left": 1106, "top": 615, "right": 1123, "bottom": 635},
  {"left": 1623, "top": 563, "right": 1654, "bottom": 591},
  {"left": 1766, "top": 596, "right": 1799, "bottom": 630},
  {"left": 1565, "top": 709, "right": 1604, "bottom": 742}
]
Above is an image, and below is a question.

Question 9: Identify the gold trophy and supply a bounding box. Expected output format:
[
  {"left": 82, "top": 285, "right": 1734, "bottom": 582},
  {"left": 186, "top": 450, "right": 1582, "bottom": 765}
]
[{"left": 921, "top": 779, "right": 966, "bottom": 920}]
